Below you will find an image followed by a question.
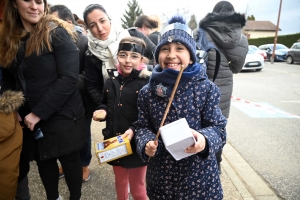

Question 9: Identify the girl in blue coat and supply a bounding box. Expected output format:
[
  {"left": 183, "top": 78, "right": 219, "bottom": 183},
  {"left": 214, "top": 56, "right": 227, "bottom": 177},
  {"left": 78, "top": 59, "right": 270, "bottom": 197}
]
[{"left": 135, "top": 16, "right": 227, "bottom": 199}]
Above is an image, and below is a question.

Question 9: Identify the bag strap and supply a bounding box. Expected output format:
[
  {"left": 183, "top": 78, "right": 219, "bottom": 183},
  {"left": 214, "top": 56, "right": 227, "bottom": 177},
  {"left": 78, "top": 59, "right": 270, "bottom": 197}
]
[
  {"left": 195, "top": 28, "right": 221, "bottom": 82},
  {"left": 211, "top": 47, "right": 220, "bottom": 82},
  {"left": 197, "top": 46, "right": 220, "bottom": 82}
]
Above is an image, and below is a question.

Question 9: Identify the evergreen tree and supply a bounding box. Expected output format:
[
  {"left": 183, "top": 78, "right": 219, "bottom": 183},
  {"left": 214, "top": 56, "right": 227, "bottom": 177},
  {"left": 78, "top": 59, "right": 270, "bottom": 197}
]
[
  {"left": 188, "top": 14, "right": 197, "bottom": 31},
  {"left": 247, "top": 15, "right": 255, "bottom": 20},
  {"left": 121, "top": 0, "right": 143, "bottom": 29}
]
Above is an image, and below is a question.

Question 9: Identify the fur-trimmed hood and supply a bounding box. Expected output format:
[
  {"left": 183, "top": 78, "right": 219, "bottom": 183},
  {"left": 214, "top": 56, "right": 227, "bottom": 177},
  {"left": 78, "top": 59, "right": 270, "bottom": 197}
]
[
  {"left": 199, "top": 12, "right": 246, "bottom": 28},
  {"left": 139, "top": 67, "right": 152, "bottom": 79},
  {"left": 198, "top": 12, "right": 247, "bottom": 49},
  {"left": 0, "top": 91, "right": 24, "bottom": 114}
]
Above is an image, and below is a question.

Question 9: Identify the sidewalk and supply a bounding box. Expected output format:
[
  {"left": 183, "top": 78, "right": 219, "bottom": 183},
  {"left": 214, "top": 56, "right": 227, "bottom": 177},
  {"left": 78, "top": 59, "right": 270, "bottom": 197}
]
[
  {"left": 27, "top": 121, "right": 280, "bottom": 200},
  {"left": 222, "top": 143, "right": 281, "bottom": 200}
]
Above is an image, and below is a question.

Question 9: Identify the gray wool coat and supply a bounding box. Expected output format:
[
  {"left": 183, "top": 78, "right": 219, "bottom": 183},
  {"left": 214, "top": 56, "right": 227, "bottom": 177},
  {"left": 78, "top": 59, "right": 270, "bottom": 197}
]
[{"left": 197, "top": 12, "right": 248, "bottom": 118}]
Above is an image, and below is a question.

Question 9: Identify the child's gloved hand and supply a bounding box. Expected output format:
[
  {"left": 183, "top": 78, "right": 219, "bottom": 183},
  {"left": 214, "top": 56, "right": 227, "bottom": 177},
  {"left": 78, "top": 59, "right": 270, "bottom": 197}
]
[
  {"left": 121, "top": 129, "right": 134, "bottom": 141},
  {"left": 185, "top": 129, "right": 206, "bottom": 153},
  {"left": 145, "top": 140, "right": 158, "bottom": 157}
]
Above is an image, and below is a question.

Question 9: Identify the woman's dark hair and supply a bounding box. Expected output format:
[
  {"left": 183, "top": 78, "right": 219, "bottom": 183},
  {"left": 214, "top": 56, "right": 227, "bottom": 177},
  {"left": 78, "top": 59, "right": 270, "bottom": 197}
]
[
  {"left": 73, "top": 13, "right": 79, "bottom": 21},
  {"left": 134, "top": 15, "right": 158, "bottom": 29},
  {"left": 83, "top": 4, "right": 110, "bottom": 27}
]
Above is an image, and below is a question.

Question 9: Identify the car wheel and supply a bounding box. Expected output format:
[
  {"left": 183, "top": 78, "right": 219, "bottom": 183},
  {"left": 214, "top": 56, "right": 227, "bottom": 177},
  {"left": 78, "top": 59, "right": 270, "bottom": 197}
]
[
  {"left": 256, "top": 68, "right": 262, "bottom": 71},
  {"left": 286, "top": 56, "right": 294, "bottom": 64}
]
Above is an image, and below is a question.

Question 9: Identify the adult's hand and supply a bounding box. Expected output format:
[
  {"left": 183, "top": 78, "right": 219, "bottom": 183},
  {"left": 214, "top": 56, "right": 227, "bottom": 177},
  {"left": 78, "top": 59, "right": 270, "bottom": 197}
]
[{"left": 24, "top": 112, "right": 41, "bottom": 131}]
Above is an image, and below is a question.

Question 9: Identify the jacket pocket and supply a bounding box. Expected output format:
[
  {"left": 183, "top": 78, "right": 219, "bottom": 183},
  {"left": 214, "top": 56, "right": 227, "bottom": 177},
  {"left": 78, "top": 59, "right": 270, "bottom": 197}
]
[{"left": 102, "top": 128, "right": 113, "bottom": 139}]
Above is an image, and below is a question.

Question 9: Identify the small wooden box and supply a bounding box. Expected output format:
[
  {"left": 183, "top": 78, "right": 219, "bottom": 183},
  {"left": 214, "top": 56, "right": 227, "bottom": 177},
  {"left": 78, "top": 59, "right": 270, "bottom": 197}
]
[{"left": 94, "top": 135, "right": 132, "bottom": 164}]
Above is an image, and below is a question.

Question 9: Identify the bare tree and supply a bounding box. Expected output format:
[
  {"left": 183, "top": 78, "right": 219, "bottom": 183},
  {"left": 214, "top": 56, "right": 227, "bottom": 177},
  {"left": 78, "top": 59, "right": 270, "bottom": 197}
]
[
  {"left": 188, "top": 14, "right": 198, "bottom": 30},
  {"left": 161, "top": 8, "right": 190, "bottom": 27}
]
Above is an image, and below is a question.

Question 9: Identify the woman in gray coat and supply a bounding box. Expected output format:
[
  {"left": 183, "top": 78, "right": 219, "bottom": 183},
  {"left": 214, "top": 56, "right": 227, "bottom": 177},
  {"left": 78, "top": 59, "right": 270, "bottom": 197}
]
[{"left": 195, "top": 0, "right": 248, "bottom": 172}]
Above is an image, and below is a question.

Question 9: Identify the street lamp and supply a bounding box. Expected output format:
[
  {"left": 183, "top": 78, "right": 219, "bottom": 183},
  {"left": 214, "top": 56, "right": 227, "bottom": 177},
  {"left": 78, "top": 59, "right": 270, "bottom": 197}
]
[{"left": 271, "top": 0, "right": 283, "bottom": 64}]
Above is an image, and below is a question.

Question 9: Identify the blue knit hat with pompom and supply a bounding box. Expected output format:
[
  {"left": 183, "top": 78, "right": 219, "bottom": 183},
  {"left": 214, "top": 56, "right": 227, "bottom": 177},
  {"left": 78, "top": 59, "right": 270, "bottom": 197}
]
[{"left": 155, "top": 15, "right": 197, "bottom": 64}]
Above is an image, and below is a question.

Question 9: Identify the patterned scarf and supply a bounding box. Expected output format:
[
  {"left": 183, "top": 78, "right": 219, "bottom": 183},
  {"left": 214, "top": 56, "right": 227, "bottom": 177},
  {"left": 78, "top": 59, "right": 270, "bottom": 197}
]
[
  {"left": 149, "top": 63, "right": 201, "bottom": 98},
  {"left": 87, "top": 24, "right": 130, "bottom": 82}
]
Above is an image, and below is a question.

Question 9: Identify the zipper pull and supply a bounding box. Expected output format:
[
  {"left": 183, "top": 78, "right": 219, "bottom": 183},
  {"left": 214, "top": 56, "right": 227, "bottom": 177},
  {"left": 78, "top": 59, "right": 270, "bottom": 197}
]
[{"left": 120, "top": 85, "right": 123, "bottom": 91}]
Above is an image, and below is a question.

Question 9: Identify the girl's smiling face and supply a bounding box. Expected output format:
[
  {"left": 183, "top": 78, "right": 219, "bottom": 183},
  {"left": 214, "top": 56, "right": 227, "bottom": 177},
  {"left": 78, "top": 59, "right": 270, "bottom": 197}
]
[
  {"left": 158, "top": 42, "right": 192, "bottom": 71},
  {"left": 117, "top": 46, "right": 143, "bottom": 77}
]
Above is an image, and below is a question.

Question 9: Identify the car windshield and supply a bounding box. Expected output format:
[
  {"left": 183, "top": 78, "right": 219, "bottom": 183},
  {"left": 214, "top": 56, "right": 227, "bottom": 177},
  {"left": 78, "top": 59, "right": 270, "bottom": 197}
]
[
  {"left": 249, "top": 45, "right": 259, "bottom": 51},
  {"left": 268, "top": 44, "right": 289, "bottom": 50},
  {"left": 248, "top": 48, "right": 256, "bottom": 54},
  {"left": 291, "top": 43, "right": 300, "bottom": 49},
  {"left": 275, "top": 44, "right": 289, "bottom": 50}
]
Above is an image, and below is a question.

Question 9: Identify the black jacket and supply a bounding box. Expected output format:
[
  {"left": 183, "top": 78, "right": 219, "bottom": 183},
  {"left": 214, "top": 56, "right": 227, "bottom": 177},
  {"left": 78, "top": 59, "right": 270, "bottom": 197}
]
[
  {"left": 98, "top": 68, "right": 151, "bottom": 168},
  {"left": 1, "top": 26, "right": 86, "bottom": 160},
  {"left": 74, "top": 30, "right": 95, "bottom": 119},
  {"left": 148, "top": 31, "right": 161, "bottom": 45},
  {"left": 127, "top": 28, "right": 156, "bottom": 62},
  {"left": 76, "top": 30, "right": 88, "bottom": 98}
]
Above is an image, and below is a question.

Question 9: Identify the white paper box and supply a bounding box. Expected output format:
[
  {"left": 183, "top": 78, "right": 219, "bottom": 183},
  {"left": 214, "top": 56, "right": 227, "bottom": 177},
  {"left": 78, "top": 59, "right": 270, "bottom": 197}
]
[{"left": 159, "top": 118, "right": 196, "bottom": 160}]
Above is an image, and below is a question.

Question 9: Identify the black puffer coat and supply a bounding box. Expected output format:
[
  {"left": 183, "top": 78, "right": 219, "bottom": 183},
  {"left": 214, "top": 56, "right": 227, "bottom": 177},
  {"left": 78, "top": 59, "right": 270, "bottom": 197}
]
[
  {"left": 97, "top": 68, "right": 151, "bottom": 168},
  {"left": 198, "top": 12, "right": 248, "bottom": 118},
  {"left": 75, "top": 29, "right": 88, "bottom": 99},
  {"left": 1, "top": 27, "right": 86, "bottom": 161}
]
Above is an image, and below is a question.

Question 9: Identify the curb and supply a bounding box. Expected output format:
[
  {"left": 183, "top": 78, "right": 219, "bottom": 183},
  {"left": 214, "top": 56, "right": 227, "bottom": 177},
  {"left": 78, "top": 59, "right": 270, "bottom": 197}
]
[
  {"left": 222, "top": 142, "right": 281, "bottom": 200},
  {"left": 222, "top": 156, "right": 254, "bottom": 200}
]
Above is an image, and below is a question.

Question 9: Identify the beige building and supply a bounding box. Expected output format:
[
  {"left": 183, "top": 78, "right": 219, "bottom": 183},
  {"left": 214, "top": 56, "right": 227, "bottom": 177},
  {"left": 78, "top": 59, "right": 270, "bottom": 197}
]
[{"left": 243, "top": 20, "right": 281, "bottom": 39}]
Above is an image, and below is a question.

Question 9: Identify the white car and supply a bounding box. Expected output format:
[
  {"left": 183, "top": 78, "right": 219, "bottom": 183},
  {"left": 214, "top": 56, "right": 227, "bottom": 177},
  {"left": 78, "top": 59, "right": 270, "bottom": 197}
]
[
  {"left": 242, "top": 48, "right": 265, "bottom": 71},
  {"left": 249, "top": 45, "right": 267, "bottom": 60}
]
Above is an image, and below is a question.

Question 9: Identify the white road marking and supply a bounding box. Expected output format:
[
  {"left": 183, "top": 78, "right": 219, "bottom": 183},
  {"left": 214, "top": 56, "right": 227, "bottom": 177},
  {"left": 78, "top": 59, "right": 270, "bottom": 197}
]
[{"left": 281, "top": 101, "right": 300, "bottom": 103}]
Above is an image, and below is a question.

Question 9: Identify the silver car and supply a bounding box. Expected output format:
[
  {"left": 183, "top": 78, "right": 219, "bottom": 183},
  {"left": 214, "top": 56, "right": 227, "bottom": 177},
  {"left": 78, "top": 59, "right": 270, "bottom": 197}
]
[{"left": 286, "top": 42, "right": 300, "bottom": 64}]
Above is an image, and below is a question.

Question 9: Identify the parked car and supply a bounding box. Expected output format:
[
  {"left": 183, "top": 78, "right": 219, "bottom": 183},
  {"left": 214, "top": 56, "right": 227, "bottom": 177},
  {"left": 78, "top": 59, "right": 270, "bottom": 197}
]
[
  {"left": 258, "top": 43, "right": 289, "bottom": 61},
  {"left": 242, "top": 48, "right": 265, "bottom": 71},
  {"left": 249, "top": 45, "right": 267, "bottom": 60},
  {"left": 286, "top": 42, "right": 300, "bottom": 64}
]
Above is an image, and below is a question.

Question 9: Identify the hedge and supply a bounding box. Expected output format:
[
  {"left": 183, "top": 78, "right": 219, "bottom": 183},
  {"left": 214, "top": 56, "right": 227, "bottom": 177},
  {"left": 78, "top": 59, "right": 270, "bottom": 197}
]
[{"left": 248, "top": 33, "right": 300, "bottom": 48}]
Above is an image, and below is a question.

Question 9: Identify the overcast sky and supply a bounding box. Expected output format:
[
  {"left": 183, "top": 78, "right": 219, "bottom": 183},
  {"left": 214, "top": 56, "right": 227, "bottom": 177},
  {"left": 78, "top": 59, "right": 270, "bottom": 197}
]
[{"left": 48, "top": 0, "right": 300, "bottom": 35}]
